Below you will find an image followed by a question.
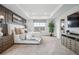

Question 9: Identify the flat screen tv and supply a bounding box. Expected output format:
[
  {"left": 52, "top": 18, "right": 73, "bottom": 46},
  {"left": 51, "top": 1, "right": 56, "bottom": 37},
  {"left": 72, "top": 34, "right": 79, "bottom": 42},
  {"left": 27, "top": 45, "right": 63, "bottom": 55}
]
[{"left": 68, "top": 17, "right": 79, "bottom": 27}]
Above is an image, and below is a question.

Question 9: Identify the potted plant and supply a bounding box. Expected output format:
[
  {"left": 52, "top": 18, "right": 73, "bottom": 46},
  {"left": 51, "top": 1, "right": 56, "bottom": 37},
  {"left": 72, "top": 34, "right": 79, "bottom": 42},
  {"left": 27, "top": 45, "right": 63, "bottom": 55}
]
[{"left": 48, "top": 22, "right": 54, "bottom": 36}]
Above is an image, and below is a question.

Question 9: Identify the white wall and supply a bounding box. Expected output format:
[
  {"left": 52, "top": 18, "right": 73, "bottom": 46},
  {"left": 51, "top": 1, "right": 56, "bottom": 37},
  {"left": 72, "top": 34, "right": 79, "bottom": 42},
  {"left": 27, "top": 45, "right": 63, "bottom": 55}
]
[
  {"left": 55, "top": 5, "right": 79, "bottom": 39},
  {"left": 26, "top": 19, "right": 54, "bottom": 36},
  {"left": 26, "top": 19, "right": 34, "bottom": 32}
]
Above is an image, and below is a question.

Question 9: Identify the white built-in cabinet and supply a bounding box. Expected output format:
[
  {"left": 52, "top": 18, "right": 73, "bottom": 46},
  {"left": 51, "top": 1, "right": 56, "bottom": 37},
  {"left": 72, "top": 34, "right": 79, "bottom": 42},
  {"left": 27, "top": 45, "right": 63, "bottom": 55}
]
[{"left": 61, "top": 34, "right": 79, "bottom": 54}]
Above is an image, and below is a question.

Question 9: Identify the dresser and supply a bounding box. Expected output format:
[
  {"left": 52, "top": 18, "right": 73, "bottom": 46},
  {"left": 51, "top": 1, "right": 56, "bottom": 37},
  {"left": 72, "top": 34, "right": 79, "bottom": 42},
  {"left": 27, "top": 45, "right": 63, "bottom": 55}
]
[{"left": 0, "top": 34, "right": 14, "bottom": 53}]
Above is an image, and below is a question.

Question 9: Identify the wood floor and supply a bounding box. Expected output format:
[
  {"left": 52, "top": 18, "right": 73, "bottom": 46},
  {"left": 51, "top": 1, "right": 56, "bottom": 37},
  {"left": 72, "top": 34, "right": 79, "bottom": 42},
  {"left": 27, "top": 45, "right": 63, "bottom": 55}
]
[{"left": 1, "top": 36, "right": 76, "bottom": 55}]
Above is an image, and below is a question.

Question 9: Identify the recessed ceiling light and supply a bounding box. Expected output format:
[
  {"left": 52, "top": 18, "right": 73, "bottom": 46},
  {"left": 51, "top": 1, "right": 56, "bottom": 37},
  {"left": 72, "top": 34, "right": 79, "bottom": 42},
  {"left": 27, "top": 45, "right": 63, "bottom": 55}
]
[
  {"left": 44, "top": 12, "right": 48, "bottom": 15},
  {"left": 32, "top": 13, "right": 36, "bottom": 15}
]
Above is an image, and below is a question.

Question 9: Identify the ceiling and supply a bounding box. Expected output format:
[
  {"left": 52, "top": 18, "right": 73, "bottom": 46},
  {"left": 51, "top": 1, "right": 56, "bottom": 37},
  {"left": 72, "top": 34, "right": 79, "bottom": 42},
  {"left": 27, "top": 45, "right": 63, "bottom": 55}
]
[
  {"left": 2, "top": 4, "right": 62, "bottom": 19},
  {"left": 18, "top": 4, "right": 62, "bottom": 19},
  {"left": 2, "top": 4, "right": 79, "bottom": 19}
]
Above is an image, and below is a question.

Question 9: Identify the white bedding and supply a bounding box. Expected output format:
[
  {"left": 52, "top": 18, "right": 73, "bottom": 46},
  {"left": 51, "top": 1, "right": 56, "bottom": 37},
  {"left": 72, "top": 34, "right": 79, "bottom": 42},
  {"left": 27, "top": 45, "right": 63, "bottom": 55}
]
[{"left": 14, "top": 32, "right": 42, "bottom": 44}]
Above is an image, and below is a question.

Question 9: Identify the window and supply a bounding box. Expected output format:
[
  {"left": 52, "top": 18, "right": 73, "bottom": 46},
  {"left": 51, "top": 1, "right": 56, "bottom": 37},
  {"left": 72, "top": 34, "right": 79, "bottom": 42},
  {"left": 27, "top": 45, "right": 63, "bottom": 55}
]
[{"left": 33, "top": 20, "right": 46, "bottom": 32}]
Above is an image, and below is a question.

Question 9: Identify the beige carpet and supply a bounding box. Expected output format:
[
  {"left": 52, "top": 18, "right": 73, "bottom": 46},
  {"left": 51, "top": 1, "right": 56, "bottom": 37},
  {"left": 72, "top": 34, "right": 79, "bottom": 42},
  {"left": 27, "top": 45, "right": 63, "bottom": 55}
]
[{"left": 1, "top": 36, "right": 76, "bottom": 55}]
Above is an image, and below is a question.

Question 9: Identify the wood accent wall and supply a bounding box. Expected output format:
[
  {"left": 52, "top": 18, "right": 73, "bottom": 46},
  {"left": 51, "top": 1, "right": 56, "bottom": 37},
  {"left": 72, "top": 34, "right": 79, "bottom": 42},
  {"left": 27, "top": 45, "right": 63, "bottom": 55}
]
[
  {"left": 0, "top": 4, "right": 26, "bottom": 53},
  {"left": 0, "top": 5, "right": 26, "bottom": 25}
]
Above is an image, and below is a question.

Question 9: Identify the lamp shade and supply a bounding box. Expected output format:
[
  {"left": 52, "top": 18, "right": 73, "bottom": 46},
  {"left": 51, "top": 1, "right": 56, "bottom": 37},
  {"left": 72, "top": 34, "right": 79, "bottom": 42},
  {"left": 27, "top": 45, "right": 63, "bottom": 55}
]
[{"left": 0, "top": 15, "right": 4, "bottom": 20}]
